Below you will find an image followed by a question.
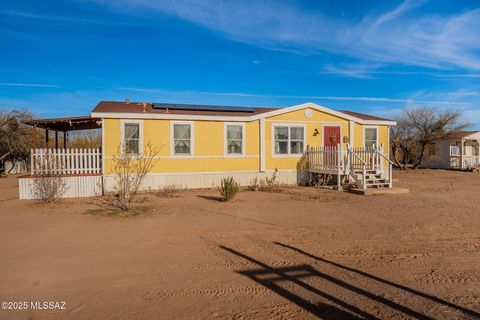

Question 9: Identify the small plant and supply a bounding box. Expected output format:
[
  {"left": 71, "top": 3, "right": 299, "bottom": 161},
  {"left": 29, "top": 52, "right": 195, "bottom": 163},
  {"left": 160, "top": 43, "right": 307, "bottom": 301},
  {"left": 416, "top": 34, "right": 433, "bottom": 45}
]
[
  {"left": 264, "top": 168, "right": 279, "bottom": 188},
  {"left": 158, "top": 184, "right": 181, "bottom": 198},
  {"left": 246, "top": 177, "right": 261, "bottom": 191},
  {"left": 246, "top": 169, "right": 281, "bottom": 192},
  {"left": 218, "top": 176, "right": 239, "bottom": 201}
]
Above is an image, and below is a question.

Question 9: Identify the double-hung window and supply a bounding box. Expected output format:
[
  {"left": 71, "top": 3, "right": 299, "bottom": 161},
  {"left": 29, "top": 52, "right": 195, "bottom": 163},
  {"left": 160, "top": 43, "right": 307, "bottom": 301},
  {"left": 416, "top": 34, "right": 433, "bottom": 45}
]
[
  {"left": 274, "top": 125, "right": 305, "bottom": 155},
  {"left": 122, "top": 121, "right": 142, "bottom": 154},
  {"left": 226, "top": 124, "right": 244, "bottom": 155},
  {"left": 173, "top": 123, "right": 192, "bottom": 155},
  {"left": 364, "top": 127, "right": 378, "bottom": 149}
]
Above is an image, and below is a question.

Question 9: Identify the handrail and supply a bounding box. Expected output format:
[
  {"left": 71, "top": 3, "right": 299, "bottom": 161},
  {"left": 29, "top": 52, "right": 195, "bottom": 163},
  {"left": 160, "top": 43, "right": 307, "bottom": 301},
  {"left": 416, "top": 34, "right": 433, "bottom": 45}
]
[
  {"left": 372, "top": 145, "right": 394, "bottom": 188},
  {"left": 347, "top": 147, "right": 367, "bottom": 166},
  {"left": 347, "top": 146, "right": 367, "bottom": 189},
  {"left": 372, "top": 147, "right": 395, "bottom": 165}
]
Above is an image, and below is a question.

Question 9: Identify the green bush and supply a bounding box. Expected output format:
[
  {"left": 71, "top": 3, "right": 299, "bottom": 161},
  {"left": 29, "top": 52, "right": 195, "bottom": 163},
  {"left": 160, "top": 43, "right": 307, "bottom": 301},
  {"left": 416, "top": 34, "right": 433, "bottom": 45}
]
[{"left": 218, "top": 176, "right": 239, "bottom": 201}]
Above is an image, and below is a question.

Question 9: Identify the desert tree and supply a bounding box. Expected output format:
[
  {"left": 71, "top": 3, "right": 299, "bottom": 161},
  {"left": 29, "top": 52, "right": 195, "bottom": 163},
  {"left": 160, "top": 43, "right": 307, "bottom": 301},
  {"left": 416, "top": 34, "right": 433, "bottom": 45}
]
[
  {"left": 0, "top": 108, "right": 34, "bottom": 171},
  {"left": 110, "top": 143, "right": 159, "bottom": 211},
  {"left": 391, "top": 107, "right": 469, "bottom": 169}
]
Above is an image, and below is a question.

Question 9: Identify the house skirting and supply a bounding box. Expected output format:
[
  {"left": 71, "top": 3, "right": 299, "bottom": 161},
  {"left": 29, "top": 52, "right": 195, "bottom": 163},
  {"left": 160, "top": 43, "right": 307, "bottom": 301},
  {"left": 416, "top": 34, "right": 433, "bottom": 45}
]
[
  {"left": 18, "top": 174, "right": 103, "bottom": 200},
  {"left": 103, "top": 170, "right": 309, "bottom": 192},
  {"left": 18, "top": 170, "right": 309, "bottom": 200}
]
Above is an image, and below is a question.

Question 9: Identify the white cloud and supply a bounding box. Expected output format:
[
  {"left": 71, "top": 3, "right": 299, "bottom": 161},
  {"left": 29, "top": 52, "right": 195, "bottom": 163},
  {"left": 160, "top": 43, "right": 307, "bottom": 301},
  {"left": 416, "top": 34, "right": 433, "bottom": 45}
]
[
  {"left": 116, "top": 86, "right": 471, "bottom": 106},
  {"left": 87, "top": 0, "right": 480, "bottom": 71},
  {"left": 0, "top": 83, "right": 60, "bottom": 88}
]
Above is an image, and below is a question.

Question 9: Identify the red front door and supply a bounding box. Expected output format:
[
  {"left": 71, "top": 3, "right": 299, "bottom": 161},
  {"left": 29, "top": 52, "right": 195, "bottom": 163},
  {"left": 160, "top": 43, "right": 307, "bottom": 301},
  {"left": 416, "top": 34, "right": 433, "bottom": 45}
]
[
  {"left": 323, "top": 126, "right": 341, "bottom": 167},
  {"left": 324, "top": 126, "right": 341, "bottom": 147}
]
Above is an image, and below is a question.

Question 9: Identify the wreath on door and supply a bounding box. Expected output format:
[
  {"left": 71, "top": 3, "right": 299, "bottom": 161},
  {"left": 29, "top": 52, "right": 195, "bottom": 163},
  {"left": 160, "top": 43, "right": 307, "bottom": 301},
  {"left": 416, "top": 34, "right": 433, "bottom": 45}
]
[{"left": 329, "top": 134, "right": 337, "bottom": 143}]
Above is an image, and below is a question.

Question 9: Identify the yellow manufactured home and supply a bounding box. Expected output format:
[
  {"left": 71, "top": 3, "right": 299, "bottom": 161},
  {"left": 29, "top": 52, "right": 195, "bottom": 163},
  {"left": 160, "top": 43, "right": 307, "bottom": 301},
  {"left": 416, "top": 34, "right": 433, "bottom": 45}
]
[
  {"left": 92, "top": 101, "right": 396, "bottom": 190},
  {"left": 19, "top": 100, "right": 396, "bottom": 199}
]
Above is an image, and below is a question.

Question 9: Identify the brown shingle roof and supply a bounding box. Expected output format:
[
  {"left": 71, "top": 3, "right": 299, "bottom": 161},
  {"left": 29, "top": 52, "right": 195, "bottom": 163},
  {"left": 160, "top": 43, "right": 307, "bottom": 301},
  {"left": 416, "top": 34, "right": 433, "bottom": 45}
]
[
  {"left": 92, "top": 101, "right": 276, "bottom": 117},
  {"left": 91, "top": 101, "right": 394, "bottom": 123},
  {"left": 338, "top": 110, "right": 394, "bottom": 122}
]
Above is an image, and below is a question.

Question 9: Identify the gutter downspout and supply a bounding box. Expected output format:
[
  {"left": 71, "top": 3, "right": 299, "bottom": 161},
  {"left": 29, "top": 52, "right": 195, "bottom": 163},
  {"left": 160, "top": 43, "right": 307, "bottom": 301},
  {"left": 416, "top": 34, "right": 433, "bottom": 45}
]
[{"left": 259, "top": 118, "right": 266, "bottom": 172}]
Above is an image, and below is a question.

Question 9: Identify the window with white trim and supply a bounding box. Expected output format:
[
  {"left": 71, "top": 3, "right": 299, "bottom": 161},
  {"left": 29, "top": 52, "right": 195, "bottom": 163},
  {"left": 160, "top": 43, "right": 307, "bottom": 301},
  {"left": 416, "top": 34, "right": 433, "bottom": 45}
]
[
  {"left": 274, "top": 125, "right": 305, "bottom": 155},
  {"left": 364, "top": 127, "right": 378, "bottom": 149},
  {"left": 123, "top": 123, "right": 140, "bottom": 154},
  {"left": 226, "top": 124, "right": 243, "bottom": 155},
  {"left": 173, "top": 123, "right": 192, "bottom": 155}
]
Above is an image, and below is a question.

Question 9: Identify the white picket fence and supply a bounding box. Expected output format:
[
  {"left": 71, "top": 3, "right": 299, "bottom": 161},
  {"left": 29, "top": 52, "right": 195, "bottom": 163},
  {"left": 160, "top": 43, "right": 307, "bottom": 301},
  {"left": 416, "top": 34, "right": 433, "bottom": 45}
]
[{"left": 30, "top": 148, "right": 101, "bottom": 175}]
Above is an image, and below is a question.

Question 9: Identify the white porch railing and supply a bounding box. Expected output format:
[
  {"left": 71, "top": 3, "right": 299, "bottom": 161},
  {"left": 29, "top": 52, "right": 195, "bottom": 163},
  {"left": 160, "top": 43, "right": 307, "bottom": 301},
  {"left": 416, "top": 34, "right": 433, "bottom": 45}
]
[
  {"left": 450, "top": 155, "right": 480, "bottom": 170},
  {"left": 306, "top": 144, "right": 393, "bottom": 189},
  {"left": 30, "top": 148, "right": 102, "bottom": 175},
  {"left": 307, "top": 144, "right": 386, "bottom": 173}
]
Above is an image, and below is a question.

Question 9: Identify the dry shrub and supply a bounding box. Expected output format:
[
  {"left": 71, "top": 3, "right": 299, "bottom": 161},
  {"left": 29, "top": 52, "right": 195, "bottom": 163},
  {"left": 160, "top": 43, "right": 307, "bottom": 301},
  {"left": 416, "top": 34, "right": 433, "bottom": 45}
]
[
  {"left": 110, "top": 143, "right": 159, "bottom": 211},
  {"left": 246, "top": 169, "right": 281, "bottom": 192},
  {"left": 246, "top": 177, "right": 261, "bottom": 191},
  {"left": 218, "top": 176, "right": 239, "bottom": 201},
  {"left": 31, "top": 154, "right": 69, "bottom": 203},
  {"left": 158, "top": 184, "right": 181, "bottom": 198}
]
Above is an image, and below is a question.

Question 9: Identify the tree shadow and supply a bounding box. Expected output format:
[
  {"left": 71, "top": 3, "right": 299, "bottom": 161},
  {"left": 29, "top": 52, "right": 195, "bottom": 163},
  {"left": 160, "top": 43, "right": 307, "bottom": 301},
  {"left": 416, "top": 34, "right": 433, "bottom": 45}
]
[
  {"left": 273, "top": 242, "right": 480, "bottom": 319},
  {"left": 220, "top": 245, "right": 373, "bottom": 320},
  {"left": 220, "top": 244, "right": 479, "bottom": 320}
]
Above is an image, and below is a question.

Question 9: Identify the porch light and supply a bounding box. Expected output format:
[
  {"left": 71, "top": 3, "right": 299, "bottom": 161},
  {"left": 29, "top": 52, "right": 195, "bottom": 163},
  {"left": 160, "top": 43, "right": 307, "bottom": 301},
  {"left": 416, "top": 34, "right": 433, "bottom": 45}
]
[{"left": 313, "top": 128, "right": 319, "bottom": 136}]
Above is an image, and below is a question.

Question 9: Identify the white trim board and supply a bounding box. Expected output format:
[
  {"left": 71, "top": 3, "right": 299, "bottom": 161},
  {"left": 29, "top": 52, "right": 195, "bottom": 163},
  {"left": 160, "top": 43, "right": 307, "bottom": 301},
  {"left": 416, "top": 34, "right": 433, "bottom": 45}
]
[
  {"left": 104, "top": 155, "right": 259, "bottom": 160},
  {"left": 92, "top": 102, "right": 397, "bottom": 126}
]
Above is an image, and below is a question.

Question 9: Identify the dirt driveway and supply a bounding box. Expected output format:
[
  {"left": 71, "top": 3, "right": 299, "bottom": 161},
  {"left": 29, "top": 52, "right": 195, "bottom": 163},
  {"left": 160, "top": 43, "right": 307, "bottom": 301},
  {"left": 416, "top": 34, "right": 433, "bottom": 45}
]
[{"left": 1, "top": 170, "right": 479, "bottom": 319}]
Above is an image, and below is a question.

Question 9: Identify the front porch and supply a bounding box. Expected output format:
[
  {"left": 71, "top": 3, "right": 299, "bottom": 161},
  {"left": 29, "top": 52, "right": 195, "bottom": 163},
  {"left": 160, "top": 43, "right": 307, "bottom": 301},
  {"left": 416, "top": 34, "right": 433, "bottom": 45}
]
[
  {"left": 306, "top": 144, "right": 394, "bottom": 190},
  {"left": 450, "top": 137, "right": 480, "bottom": 170}
]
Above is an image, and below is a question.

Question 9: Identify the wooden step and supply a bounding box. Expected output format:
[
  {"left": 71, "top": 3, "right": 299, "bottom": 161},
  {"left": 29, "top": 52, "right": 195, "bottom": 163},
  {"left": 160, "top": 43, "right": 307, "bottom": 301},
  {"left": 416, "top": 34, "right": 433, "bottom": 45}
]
[{"left": 366, "top": 182, "right": 391, "bottom": 188}]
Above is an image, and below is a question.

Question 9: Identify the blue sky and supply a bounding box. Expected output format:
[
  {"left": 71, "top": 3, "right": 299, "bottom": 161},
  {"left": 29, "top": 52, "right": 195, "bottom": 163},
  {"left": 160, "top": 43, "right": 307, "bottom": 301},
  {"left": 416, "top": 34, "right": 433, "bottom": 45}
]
[{"left": 1, "top": 0, "right": 480, "bottom": 128}]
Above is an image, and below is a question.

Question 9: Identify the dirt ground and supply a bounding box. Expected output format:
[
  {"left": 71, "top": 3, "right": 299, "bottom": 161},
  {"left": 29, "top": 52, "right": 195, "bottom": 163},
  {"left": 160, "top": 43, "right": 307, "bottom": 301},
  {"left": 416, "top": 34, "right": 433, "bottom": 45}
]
[{"left": 1, "top": 170, "right": 479, "bottom": 320}]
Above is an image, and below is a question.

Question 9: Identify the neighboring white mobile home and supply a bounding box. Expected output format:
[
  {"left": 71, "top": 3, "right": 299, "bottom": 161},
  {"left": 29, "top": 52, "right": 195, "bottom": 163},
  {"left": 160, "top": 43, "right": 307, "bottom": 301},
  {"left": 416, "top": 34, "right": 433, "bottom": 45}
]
[{"left": 423, "top": 131, "right": 480, "bottom": 170}]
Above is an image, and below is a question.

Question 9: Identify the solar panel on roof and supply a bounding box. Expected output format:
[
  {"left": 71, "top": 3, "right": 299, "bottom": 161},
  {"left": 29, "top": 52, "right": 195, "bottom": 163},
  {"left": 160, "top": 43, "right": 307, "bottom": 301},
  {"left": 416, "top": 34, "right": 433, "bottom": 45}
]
[{"left": 152, "top": 103, "right": 255, "bottom": 113}]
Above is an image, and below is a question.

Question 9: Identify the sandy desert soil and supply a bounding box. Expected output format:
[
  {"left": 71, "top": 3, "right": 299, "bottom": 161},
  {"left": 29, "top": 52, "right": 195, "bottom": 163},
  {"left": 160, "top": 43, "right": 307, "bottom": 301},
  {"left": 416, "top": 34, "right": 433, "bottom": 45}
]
[{"left": 0, "top": 169, "right": 479, "bottom": 320}]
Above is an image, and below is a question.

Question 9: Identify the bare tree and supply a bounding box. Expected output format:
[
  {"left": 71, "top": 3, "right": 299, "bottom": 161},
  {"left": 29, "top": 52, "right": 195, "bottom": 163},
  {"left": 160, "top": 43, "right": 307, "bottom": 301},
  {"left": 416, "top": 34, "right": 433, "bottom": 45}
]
[
  {"left": 391, "top": 107, "right": 469, "bottom": 169},
  {"left": 31, "top": 153, "right": 69, "bottom": 203},
  {"left": 0, "top": 108, "right": 34, "bottom": 171},
  {"left": 110, "top": 143, "right": 159, "bottom": 211},
  {"left": 68, "top": 130, "right": 102, "bottom": 149}
]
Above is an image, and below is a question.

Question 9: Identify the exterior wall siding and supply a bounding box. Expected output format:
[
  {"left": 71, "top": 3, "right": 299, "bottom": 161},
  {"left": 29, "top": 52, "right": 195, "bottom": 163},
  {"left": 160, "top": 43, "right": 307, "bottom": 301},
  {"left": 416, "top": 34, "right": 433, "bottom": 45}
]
[
  {"left": 265, "top": 108, "right": 349, "bottom": 171},
  {"left": 102, "top": 106, "right": 392, "bottom": 185}
]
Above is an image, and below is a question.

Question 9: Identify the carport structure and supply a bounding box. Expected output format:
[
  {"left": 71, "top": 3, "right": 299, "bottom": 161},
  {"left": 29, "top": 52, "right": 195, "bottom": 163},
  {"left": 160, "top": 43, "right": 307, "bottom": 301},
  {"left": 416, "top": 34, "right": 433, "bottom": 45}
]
[
  {"left": 19, "top": 116, "right": 103, "bottom": 199},
  {"left": 23, "top": 115, "right": 101, "bottom": 149}
]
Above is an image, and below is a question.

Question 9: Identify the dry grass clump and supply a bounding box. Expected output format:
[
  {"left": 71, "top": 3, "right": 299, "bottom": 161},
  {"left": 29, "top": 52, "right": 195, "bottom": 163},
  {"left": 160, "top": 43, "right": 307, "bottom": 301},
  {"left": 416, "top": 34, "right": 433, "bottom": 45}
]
[
  {"left": 157, "top": 185, "right": 182, "bottom": 198},
  {"left": 290, "top": 192, "right": 335, "bottom": 202},
  {"left": 84, "top": 205, "right": 153, "bottom": 217},
  {"left": 246, "top": 169, "right": 281, "bottom": 192}
]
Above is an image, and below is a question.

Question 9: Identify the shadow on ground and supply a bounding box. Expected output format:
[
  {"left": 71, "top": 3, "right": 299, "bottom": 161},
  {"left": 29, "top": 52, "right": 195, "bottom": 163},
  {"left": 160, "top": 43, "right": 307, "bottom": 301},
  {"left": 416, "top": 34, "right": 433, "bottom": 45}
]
[{"left": 219, "top": 243, "right": 480, "bottom": 320}]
